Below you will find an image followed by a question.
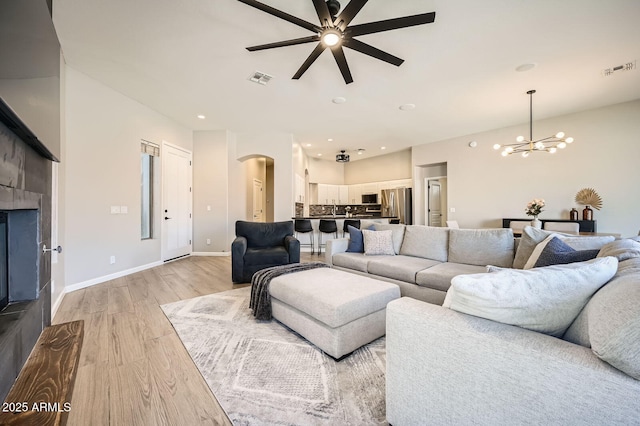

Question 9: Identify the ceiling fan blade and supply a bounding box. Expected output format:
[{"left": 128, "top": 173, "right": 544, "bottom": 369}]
[
  {"left": 331, "top": 46, "right": 354, "bottom": 84},
  {"left": 237, "top": 0, "right": 321, "bottom": 33},
  {"left": 334, "top": 0, "right": 368, "bottom": 31},
  {"left": 343, "top": 38, "right": 403, "bottom": 66},
  {"left": 247, "top": 35, "right": 320, "bottom": 51},
  {"left": 293, "top": 43, "right": 327, "bottom": 80},
  {"left": 312, "top": 0, "right": 333, "bottom": 27},
  {"left": 347, "top": 12, "right": 436, "bottom": 36}
]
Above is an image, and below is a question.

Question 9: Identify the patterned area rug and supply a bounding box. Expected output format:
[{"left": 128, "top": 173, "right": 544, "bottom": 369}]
[{"left": 161, "top": 287, "right": 388, "bottom": 425}]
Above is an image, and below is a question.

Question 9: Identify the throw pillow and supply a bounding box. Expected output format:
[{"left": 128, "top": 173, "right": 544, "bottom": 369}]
[
  {"left": 346, "top": 225, "right": 374, "bottom": 253},
  {"left": 524, "top": 234, "right": 615, "bottom": 269},
  {"left": 372, "top": 223, "right": 406, "bottom": 254},
  {"left": 362, "top": 229, "right": 395, "bottom": 256},
  {"left": 533, "top": 237, "right": 599, "bottom": 268},
  {"left": 442, "top": 257, "right": 618, "bottom": 337},
  {"left": 512, "top": 226, "right": 554, "bottom": 269}
]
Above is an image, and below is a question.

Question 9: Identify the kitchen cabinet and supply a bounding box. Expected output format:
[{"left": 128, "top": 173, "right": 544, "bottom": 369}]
[
  {"left": 361, "top": 183, "right": 378, "bottom": 195},
  {"left": 348, "top": 184, "right": 362, "bottom": 204},
  {"left": 338, "top": 185, "right": 349, "bottom": 204},
  {"left": 294, "top": 174, "right": 305, "bottom": 203}
]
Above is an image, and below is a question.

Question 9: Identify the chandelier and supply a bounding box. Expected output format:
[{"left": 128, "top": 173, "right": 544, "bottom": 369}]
[{"left": 493, "top": 90, "right": 574, "bottom": 157}]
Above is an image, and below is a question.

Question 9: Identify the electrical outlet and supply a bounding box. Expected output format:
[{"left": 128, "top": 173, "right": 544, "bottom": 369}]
[
  {"left": 206, "top": 238, "right": 211, "bottom": 245},
  {"left": 110, "top": 255, "right": 116, "bottom": 264}
]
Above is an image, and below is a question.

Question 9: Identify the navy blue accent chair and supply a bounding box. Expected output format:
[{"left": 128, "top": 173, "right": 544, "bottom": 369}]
[{"left": 232, "top": 220, "right": 300, "bottom": 283}]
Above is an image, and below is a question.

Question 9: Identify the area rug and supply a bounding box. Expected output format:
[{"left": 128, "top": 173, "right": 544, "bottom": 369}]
[{"left": 161, "top": 287, "right": 388, "bottom": 425}]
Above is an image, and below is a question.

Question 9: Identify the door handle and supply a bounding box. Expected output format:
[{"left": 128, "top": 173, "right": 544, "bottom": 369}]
[
  {"left": 165, "top": 216, "right": 172, "bottom": 220},
  {"left": 43, "top": 245, "right": 62, "bottom": 254}
]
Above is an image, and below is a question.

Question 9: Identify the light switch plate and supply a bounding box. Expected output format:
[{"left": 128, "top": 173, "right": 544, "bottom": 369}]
[
  {"left": 120, "top": 206, "right": 128, "bottom": 214},
  {"left": 111, "top": 206, "right": 121, "bottom": 214},
  {"left": 449, "top": 207, "right": 456, "bottom": 213}
]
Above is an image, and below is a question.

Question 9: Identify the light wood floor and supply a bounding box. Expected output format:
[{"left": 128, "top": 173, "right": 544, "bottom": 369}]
[{"left": 53, "top": 252, "right": 320, "bottom": 425}]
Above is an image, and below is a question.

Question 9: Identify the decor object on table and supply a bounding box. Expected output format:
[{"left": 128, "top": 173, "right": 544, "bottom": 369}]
[
  {"left": 525, "top": 198, "right": 545, "bottom": 228},
  {"left": 493, "top": 90, "right": 574, "bottom": 157},
  {"left": 570, "top": 207, "right": 579, "bottom": 221},
  {"left": 231, "top": 220, "right": 300, "bottom": 283},
  {"left": 575, "top": 187, "right": 602, "bottom": 220},
  {"left": 238, "top": 0, "right": 436, "bottom": 84}
]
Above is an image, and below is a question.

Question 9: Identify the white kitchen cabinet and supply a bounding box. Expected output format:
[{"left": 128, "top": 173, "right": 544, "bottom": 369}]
[
  {"left": 318, "top": 184, "right": 329, "bottom": 204},
  {"left": 338, "top": 185, "right": 349, "bottom": 204},
  {"left": 348, "top": 184, "right": 362, "bottom": 204},
  {"left": 361, "top": 182, "right": 378, "bottom": 195},
  {"left": 326, "top": 184, "right": 339, "bottom": 204},
  {"left": 294, "top": 174, "right": 306, "bottom": 203}
]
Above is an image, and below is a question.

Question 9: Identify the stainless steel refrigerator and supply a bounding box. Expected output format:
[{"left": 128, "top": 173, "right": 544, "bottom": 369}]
[{"left": 381, "top": 188, "right": 412, "bottom": 224}]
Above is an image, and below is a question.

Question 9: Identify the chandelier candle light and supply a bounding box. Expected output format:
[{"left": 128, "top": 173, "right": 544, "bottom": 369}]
[{"left": 494, "top": 90, "right": 574, "bottom": 157}]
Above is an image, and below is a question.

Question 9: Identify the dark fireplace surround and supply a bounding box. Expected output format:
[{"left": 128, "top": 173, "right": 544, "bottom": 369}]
[{"left": 0, "top": 120, "right": 53, "bottom": 402}]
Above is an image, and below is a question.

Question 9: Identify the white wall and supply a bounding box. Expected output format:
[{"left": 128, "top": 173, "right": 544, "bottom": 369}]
[
  {"left": 63, "top": 67, "right": 193, "bottom": 285},
  {"left": 344, "top": 149, "right": 412, "bottom": 184},
  {"left": 412, "top": 100, "right": 640, "bottom": 237},
  {"left": 307, "top": 157, "right": 344, "bottom": 184}
]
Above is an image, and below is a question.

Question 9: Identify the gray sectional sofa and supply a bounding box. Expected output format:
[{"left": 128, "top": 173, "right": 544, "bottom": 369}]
[
  {"left": 326, "top": 223, "right": 515, "bottom": 305},
  {"left": 386, "top": 237, "right": 640, "bottom": 425}
]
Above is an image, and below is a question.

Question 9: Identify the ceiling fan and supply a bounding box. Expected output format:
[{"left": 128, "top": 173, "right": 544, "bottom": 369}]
[{"left": 238, "top": 0, "right": 436, "bottom": 84}]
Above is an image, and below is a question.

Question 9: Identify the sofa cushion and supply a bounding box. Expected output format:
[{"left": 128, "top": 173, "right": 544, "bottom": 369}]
[
  {"left": 533, "top": 237, "right": 599, "bottom": 268},
  {"left": 373, "top": 223, "right": 406, "bottom": 254},
  {"left": 448, "top": 228, "right": 514, "bottom": 268},
  {"left": 586, "top": 273, "right": 640, "bottom": 380},
  {"left": 615, "top": 257, "right": 640, "bottom": 278},
  {"left": 244, "top": 246, "right": 289, "bottom": 266},
  {"left": 415, "top": 262, "right": 487, "bottom": 292},
  {"left": 363, "top": 229, "right": 395, "bottom": 256},
  {"left": 399, "top": 225, "right": 449, "bottom": 262},
  {"left": 524, "top": 234, "right": 616, "bottom": 269},
  {"left": 443, "top": 257, "right": 618, "bottom": 337},
  {"left": 597, "top": 239, "right": 640, "bottom": 262},
  {"left": 367, "top": 255, "right": 441, "bottom": 284},
  {"left": 332, "top": 252, "right": 375, "bottom": 272}
]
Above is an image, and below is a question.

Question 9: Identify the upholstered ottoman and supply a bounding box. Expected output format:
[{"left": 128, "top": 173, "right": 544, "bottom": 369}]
[{"left": 269, "top": 268, "right": 401, "bottom": 359}]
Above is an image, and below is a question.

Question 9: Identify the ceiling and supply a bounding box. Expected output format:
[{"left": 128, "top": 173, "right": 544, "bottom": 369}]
[{"left": 52, "top": 0, "right": 640, "bottom": 161}]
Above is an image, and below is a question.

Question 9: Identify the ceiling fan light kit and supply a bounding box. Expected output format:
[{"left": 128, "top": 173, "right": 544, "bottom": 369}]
[
  {"left": 493, "top": 90, "right": 574, "bottom": 158},
  {"left": 238, "top": 0, "right": 436, "bottom": 84},
  {"left": 336, "top": 150, "right": 350, "bottom": 162}
]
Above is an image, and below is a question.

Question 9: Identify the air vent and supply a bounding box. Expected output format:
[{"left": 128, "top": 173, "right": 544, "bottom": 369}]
[
  {"left": 249, "top": 71, "right": 273, "bottom": 85},
  {"left": 602, "top": 60, "right": 636, "bottom": 77}
]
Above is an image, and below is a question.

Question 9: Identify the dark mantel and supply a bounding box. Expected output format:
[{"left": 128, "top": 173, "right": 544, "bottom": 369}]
[{"left": 502, "top": 218, "right": 597, "bottom": 233}]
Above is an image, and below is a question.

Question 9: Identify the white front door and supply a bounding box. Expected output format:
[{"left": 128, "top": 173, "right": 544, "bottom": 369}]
[
  {"left": 427, "top": 180, "right": 442, "bottom": 227},
  {"left": 162, "top": 143, "right": 192, "bottom": 261},
  {"left": 253, "top": 179, "right": 264, "bottom": 222}
]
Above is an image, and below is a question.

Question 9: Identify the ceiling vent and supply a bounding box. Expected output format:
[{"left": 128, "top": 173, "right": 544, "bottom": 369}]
[
  {"left": 336, "top": 150, "right": 350, "bottom": 163},
  {"left": 602, "top": 60, "right": 636, "bottom": 77},
  {"left": 249, "top": 71, "right": 273, "bottom": 85}
]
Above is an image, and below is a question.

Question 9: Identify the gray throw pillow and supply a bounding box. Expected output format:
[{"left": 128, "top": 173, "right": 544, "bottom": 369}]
[
  {"left": 513, "top": 226, "right": 554, "bottom": 269},
  {"left": 363, "top": 229, "right": 395, "bottom": 256}
]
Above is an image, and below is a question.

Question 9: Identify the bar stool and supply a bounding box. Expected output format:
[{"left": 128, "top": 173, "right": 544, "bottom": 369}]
[
  {"left": 318, "top": 219, "right": 338, "bottom": 255},
  {"left": 294, "top": 219, "right": 315, "bottom": 254},
  {"left": 342, "top": 219, "right": 361, "bottom": 237}
]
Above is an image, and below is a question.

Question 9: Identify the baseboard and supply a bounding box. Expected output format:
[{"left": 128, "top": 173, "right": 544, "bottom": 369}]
[
  {"left": 192, "top": 251, "right": 230, "bottom": 257},
  {"left": 64, "top": 260, "right": 164, "bottom": 293},
  {"left": 51, "top": 289, "right": 65, "bottom": 319}
]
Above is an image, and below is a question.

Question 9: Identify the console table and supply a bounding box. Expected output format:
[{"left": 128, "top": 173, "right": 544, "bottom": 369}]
[{"left": 502, "top": 218, "right": 597, "bottom": 233}]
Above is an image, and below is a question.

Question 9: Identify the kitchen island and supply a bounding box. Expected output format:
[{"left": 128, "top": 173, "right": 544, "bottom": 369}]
[{"left": 291, "top": 216, "right": 398, "bottom": 254}]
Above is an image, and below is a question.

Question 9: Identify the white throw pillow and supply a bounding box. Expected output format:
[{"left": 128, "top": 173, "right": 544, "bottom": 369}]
[
  {"left": 443, "top": 257, "right": 618, "bottom": 337},
  {"left": 362, "top": 229, "right": 395, "bottom": 256}
]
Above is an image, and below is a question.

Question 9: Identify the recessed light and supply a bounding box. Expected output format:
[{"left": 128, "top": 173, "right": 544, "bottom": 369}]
[
  {"left": 317, "top": 153, "right": 322, "bottom": 156},
  {"left": 332, "top": 97, "right": 347, "bottom": 104},
  {"left": 399, "top": 103, "right": 416, "bottom": 111},
  {"left": 381, "top": 146, "right": 386, "bottom": 150},
  {"left": 515, "top": 63, "right": 537, "bottom": 72},
  {"left": 468, "top": 141, "right": 478, "bottom": 148},
  {"left": 328, "top": 138, "right": 333, "bottom": 142},
  {"left": 197, "top": 114, "right": 206, "bottom": 119},
  {"left": 306, "top": 143, "right": 312, "bottom": 147}
]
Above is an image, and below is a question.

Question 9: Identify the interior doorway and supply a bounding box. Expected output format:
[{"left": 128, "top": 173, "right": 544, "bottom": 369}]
[
  {"left": 162, "top": 142, "right": 192, "bottom": 261},
  {"left": 427, "top": 179, "right": 442, "bottom": 227},
  {"left": 253, "top": 178, "right": 264, "bottom": 222}
]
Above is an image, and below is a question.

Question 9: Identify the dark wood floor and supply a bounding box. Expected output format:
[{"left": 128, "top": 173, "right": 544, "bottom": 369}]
[{"left": 53, "top": 252, "right": 319, "bottom": 425}]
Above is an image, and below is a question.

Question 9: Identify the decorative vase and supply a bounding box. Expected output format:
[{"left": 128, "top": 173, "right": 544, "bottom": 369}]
[
  {"left": 583, "top": 205, "right": 593, "bottom": 221},
  {"left": 570, "top": 208, "right": 579, "bottom": 221},
  {"left": 531, "top": 217, "right": 542, "bottom": 229}
]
